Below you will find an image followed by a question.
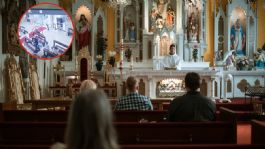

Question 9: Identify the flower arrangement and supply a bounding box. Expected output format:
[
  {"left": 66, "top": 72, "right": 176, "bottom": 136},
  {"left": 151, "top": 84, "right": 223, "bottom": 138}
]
[
  {"left": 96, "top": 55, "right": 103, "bottom": 61},
  {"left": 192, "top": 49, "right": 198, "bottom": 62},
  {"left": 108, "top": 50, "right": 116, "bottom": 67},
  {"left": 108, "top": 51, "right": 116, "bottom": 57}
]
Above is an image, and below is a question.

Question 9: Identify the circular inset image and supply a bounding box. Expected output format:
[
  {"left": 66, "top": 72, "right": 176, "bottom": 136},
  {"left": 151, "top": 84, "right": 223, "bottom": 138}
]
[{"left": 18, "top": 3, "right": 74, "bottom": 60}]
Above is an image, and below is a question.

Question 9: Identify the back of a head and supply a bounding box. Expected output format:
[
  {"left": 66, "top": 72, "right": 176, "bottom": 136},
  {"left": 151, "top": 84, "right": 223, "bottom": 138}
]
[
  {"left": 80, "top": 79, "right": 97, "bottom": 92},
  {"left": 126, "top": 76, "right": 137, "bottom": 92},
  {"left": 65, "top": 90, "right": 118, "bottom": 149},
  {"left": 185, "top": 72, "right": 200, "bottom": 91}
]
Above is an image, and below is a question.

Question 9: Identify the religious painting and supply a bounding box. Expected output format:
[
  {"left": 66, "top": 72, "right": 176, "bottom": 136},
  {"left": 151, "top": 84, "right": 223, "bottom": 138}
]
[
  {"left": 149, "top": 0, "right": 176, "bottom": 32},
  {"left": 75, "top": 5, "right": 92, "bottom": 52},
  {"left": 123, "top": 2, "right": 137, "bottom": 42},
  {"left": 230, "top": 7, "right": 247, "bottom": 56}
]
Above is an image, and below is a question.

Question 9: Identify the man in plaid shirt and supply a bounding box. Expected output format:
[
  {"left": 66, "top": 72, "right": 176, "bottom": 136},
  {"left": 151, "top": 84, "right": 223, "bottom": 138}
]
[{"left": 115, "top": 76, "right": 153, "bottom": 110}]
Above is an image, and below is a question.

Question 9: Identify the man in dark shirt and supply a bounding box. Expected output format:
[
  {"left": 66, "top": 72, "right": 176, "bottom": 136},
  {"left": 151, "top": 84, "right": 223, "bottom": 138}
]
[{"left": 168, "top": 72, "right": 216, "bottom": 121}]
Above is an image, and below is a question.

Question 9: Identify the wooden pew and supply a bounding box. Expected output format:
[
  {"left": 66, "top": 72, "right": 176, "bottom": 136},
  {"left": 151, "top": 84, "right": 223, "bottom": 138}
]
[
  {"left": 0, "top": 121, "right": 236, "bottom": 145},
  {"left": 114, "top": 110, "right": 168, "bottom": 122},
  {"left": 219, "top": 107, "right": 265, "bottom": 122},
  {"left": 116, "top": 122, "right": 236, "bottom": 144},
  {"left": 0, "top": 110, "right": 68, "bottom": 122},
  {"left": 0, "top": 122, "right": 65, "bottom": 145},
  {"left": 251, "top": 120, "right": 265, "bottom": 144},
  {"left": 0, "top": 110, "right": 167, "bottom": 122},
  {"left": 121, "top": 144, "right": 265, "bottom": 149}
]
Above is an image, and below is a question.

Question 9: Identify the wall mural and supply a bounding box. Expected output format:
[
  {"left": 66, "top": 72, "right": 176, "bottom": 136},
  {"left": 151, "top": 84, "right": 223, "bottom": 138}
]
[{"left": 230, "top": 7, "right": 246, "bottom": 56}]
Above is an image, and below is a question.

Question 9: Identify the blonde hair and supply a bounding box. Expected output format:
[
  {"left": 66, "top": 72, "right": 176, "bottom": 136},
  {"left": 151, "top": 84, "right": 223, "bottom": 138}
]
[
  {"left": 80, "top": 79, "right": 97, "bottom": 92},
  {"left": 65, "top": 90, "right": 119, "bottom": 149}
]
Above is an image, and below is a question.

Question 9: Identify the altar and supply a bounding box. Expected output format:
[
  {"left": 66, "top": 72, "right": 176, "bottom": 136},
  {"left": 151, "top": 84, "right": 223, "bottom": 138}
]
[{"left": 121, "top": 69, "right": 218, "bottom": 99}]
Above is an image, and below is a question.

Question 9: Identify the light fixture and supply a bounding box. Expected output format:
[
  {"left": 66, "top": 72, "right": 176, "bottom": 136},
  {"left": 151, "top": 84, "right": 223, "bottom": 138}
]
[{"left": 108, "top": 0, "right": 131, "bottom": 8}]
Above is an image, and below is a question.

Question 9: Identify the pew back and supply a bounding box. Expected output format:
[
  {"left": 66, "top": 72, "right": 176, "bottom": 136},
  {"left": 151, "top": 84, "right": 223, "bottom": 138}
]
[
  {"left": 116, "top": 122, "right": 236, "bottom": 144},
  {"left": 0, "top": 121, "right": 236, "bottom": 145},
  {"left": 251, "top": 120, "right": 265, "bottom": 145}
]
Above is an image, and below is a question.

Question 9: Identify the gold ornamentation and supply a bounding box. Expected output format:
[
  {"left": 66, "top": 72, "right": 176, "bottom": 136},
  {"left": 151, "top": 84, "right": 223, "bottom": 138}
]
[{"left": 5, "top": 55, "right": 25, "bottom": 104}]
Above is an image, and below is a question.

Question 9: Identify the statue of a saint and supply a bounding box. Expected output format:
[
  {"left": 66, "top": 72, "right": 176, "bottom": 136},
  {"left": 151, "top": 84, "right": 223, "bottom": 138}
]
[
  {"left": 166, "top": 5, "right": 175, "bottom": 28},
  {"left": 231, "top": 19, "right": 246, "bottom": 56},
  {"left": 188, "top": 12, "right": 199, "bottom": 42},
  {"left": 77, "top": 14, "right": 91, "bottom": 50},
  {"left": 223, "top": 50, "right": 236, "bottom": 70}
]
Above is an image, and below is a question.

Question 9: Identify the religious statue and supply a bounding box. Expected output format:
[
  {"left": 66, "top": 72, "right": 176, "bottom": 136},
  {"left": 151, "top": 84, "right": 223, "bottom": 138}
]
[
  {"left": 77, "top": 14, "right": 91, "bottom": 51},
  {"left": 187, "top": 12, "right": 199, "bottom": 42},
  {"left": 231, "top": 19, "right": 246, "bottom": 56},
  {"left": 9, "top": 22, "right": 20, "bottom": 46},
  {"left": 129, "top": 22, "right": 136, "bottom": 41},
  {"left": 150, "top": 8, "right": 158, "bottom": 32},
  {"left": 166, "top": 5, "right": 175, "bottom": 29},
  {"left": 254, "top": 48, "right": 265, "bottom": 69},
  {"left": 157, "top": 0, "right": 169, "bottom": 19},
  {"left": 223, "top": 50, "right": 236, "bottom": 70},
  {"left": 53, "top": 61, "right": 65, "bottom": 86},
  {"left": 215, "top": 50, "right": 223, "bottom": 61},
  {"left": 155, "top": 14, "right": 164, "bottom": 30}
]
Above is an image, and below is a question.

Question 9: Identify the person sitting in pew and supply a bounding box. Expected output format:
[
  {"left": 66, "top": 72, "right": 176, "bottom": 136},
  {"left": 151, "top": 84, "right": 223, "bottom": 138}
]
[
  {"left": 115, "top": 76, "right": 153, "bottom": 110},
  {"left": 51, "top": 90, "right": 119, "bottom": 149},
  {"left": 168, "top": 72, "right": 216, "bottom": 121}
]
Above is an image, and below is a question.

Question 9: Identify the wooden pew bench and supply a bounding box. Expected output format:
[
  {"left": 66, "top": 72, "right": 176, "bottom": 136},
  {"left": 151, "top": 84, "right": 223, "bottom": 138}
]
[
  {"left": 0, "top": 110, "right": 69, "bottom": 122},
  {"left": 0, "top": 121, "right": 236, "bottom": 145},
  {"left": 120, "top": 144, "right": 265, "bottom": 149},
  {"left": 0, "top": 122, "right": 65, "bottom": 145},
  {"left": 251, "top": 120, "right": 265, "bottom": 144},
  {"left": 114, "top": 110, "right": 168, "bottom": 122},
  {"left": 219, "top": 107, "right": 265, "bottom": 122},
  {"left": 116, "top": 122, "right": 236, "bottom": 144}
]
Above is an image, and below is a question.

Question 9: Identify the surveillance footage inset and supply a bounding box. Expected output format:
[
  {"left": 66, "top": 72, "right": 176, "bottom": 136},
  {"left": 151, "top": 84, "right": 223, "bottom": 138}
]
[{"left": 18, "top": 3, "right": 74, "bottom": 60}]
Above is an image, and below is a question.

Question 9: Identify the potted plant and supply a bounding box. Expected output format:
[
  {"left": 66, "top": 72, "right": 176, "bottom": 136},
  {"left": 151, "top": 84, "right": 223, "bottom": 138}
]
[
  {"left": 96, "top": 32, "right": 107, "bottom": 59},
  {"left": 108, "top": 51, "right": 116, "bottom": 67},
  {"left": 193, "top": 49, "right": 198, "bottom": 62},
  {"left": 95, "top": 55, "right": 103, "bottom": 71}
]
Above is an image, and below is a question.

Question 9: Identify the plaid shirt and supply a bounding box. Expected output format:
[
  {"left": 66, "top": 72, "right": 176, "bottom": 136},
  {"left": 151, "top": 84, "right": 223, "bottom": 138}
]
[{"left": 115, "top": 92, "right": 153, "bottom": 110}]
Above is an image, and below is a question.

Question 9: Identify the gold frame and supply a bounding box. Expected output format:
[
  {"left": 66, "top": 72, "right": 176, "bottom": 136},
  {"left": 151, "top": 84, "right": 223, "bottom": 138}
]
[
  {"left": 5, "top": 55, "right": 25, "bottom": 104},
  {"left": 29, "top": 63, "right": 41, "bottom": 100},
  {"left": 77, "top": 46, "right": 92, "bottom": 80}
]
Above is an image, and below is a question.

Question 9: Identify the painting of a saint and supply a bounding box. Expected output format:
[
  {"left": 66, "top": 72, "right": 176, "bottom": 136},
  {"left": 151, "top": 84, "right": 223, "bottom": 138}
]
[
  {"left": 77, "top": 14, "right": 91, "bottom": 50},
  {"left": 230, "top": 7, "right": 246, "bottom": 56}
]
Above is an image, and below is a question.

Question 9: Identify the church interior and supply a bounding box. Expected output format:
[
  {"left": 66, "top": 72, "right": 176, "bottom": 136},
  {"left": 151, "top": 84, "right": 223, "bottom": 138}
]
[{"left": 0, "top": 0, "right": 265, "bottom": 148}]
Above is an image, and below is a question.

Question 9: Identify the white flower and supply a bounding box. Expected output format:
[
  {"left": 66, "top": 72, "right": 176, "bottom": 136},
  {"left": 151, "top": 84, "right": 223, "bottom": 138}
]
[
  {"left": 109, "top": 51, "right": 116, "bottom": 57},
  {"left": 96, "top": 55, "right": 103, "bottom": 60}
]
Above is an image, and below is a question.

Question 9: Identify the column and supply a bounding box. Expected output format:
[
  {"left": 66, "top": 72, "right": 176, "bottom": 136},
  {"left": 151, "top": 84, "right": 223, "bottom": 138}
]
[
  {"left": 143, "top": 0, "right": 149, "bottom": 33},
  {"left": 210, "top": 77, "right": 217, "bottom": 101}
]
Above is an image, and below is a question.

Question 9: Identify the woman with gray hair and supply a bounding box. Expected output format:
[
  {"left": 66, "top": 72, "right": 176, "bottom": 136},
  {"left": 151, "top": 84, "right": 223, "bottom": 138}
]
[{"left": 51, "top": 90, "right": 119, "bottom": 149}]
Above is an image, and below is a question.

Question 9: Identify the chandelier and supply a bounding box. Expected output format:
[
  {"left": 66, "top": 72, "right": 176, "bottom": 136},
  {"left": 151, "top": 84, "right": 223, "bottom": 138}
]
[{"left": 108, "top": 0, "right": 131, "bottom": 8}]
